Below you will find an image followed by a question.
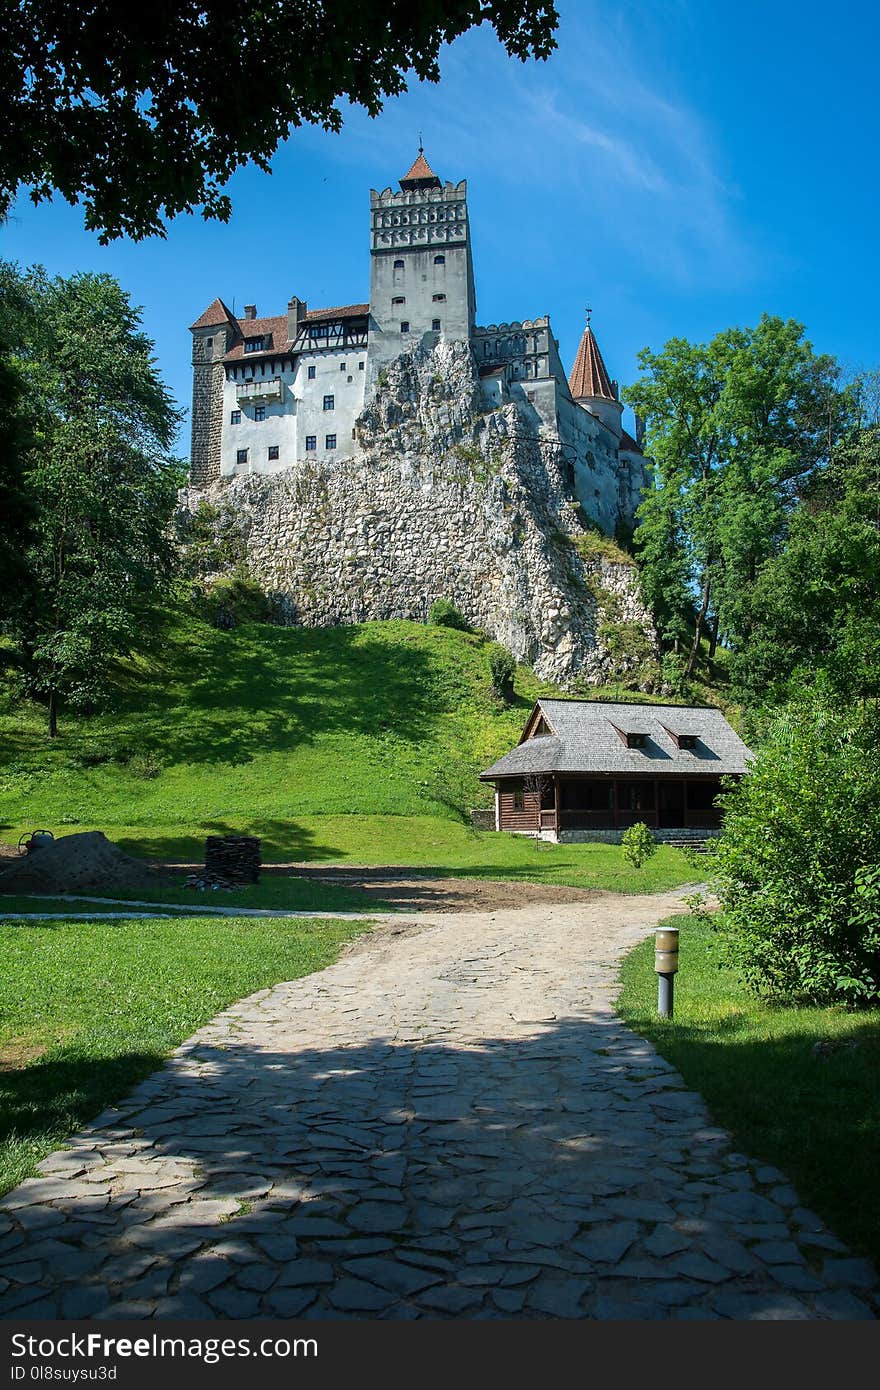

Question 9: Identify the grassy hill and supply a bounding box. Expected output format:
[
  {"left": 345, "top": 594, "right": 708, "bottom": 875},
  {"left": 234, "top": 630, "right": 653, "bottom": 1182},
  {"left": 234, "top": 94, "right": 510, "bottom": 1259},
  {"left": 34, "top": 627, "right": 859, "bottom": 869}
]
[{"left": 0, "top": 616, "right": 706, "bottom": 892}]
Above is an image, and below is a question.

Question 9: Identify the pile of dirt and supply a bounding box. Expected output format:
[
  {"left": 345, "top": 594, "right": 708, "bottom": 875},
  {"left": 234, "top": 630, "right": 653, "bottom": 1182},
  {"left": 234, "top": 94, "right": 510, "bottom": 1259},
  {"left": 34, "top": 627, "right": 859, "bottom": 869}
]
[{"left": 0, "top": 831, "right": 168, "bottom": 895}]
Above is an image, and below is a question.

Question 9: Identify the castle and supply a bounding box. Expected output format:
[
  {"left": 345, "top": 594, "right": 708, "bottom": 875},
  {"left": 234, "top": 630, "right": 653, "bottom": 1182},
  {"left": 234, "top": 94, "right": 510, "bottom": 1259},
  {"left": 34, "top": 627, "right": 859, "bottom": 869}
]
[{"left": 189, "top": 150, "right": 647, "bottom": 538}]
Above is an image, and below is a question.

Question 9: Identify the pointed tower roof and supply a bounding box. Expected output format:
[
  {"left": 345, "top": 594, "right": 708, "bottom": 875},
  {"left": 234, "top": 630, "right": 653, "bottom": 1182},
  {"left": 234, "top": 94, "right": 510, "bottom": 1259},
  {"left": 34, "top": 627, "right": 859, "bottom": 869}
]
[
  {"left": 189, "top": 297, "right": 236, "bottom": 331},
  {"left": 400, "top": 148, "right": 441, "bottom": 191},
  {"left": 569, "top": 319, "right": 616, "bottom": 401}
]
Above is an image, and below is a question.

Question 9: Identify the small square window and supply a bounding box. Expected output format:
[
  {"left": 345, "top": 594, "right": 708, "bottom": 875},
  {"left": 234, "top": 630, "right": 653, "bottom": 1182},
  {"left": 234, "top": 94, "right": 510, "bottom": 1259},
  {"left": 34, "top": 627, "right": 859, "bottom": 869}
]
[
  {"left": 268, "top": 445, "right": 279, "bottom": 461},
  {"left": 432, "top": 319, "right": 441, "bottom": 332},
  {"left": 432, "top": 293, "right": 446, "bottom": 302},
  {"left": 392, "top": 296, "right": 406, "bottom": 305},
  {"left": 254, "top": 404, "right": 265, "bottom": 421},
  {"left": 307, "top": 365, "right": 316, "bottom": 379},
  {"left": 513, "top": 785, "right": 524, "bottom": 811},
  {"left": 323, "top": 394, "right": 334, "bottom": 411},
  {"left": 527, "top": 391, "right": 535, "bottom": 402},
  {"left": 358, "top": 361, "right": 365, "bottom": 371},
  {"left": 626, "top": 732, "right": 646, "bottom": 749},
  {"left": 305, "top": 435, "right": 316, "bottom": 451},
  {"left": 236, "top": 449, "right": 248, "bottom": 465},
  {"left": 230, "top": 410, "right": 241, "bottom": 424},
  {"left": 339, "top": 361, "right": 346, "bottom": 371},
  {"left": 325, "top": 433, "right": 336, "bottom": 450},
  {"left": 400, "top": 321, "right": 409, "bottom": 333},
  {"left": 678, "top": 734, "right": 698, "bottom": 750},
  {"left": 206, "top": 337, "right": 213, "bottom": 348}
]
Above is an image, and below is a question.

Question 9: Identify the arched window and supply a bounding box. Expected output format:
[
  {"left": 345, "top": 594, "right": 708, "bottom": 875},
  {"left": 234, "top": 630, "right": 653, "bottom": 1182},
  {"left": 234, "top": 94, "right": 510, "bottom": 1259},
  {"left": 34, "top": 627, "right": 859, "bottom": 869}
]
[
  {"left": 393, "top": 258, "right": 405, "bottom": 269},
  {"left": 433, "top": 254, "right": 446, "bottom": 265},
  {"left": 392, "top": 296, "right": 406, "bottom": 305}
]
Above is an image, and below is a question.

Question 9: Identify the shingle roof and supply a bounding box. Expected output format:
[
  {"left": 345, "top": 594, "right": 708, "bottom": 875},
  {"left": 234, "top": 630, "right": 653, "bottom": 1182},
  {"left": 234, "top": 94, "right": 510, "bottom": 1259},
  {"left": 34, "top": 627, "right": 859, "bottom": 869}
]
[
  {"left": 480, "top": 700, "right": 752, "bottom": 779},
  {"left": 400, "top": 151, "right": 441, "bottom": 187},
  {"left": 222, "top": 304, "right": 370, "bottom": 362},
  {"left": 190, "top": 297, "right": 236, "bottom": 331},
  {"left": 619, "top": 428, "right": 643, "bottom": 455},
  {"left": 569, "top": 325, "right": 615, "bottom": 401}
]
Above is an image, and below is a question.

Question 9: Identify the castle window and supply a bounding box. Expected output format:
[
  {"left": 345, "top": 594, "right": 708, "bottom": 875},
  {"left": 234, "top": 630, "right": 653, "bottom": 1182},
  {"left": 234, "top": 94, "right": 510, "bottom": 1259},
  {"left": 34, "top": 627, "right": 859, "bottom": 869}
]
[
  {"left": 359, "top": 361, "right": 364, "bottom": 371},
  {"left": 323, "top": 394, "right": 334, "bottom": 411},
  {"left": 206, "top": 338, "right": 213, "bottom": 348},
  {"left": 325, "top": 433, "right": 337, "bottom": 450},
  {"left": 230, "top": 410, "right": 241, "bottom": 424},
  {"left": 434, "top": 254, "right": 445, "bottom": 265},
  {"left": 393, "top": 258, "right": 404, "bottom": 269},
  {"left": 400, "top": 321, "right": 410, "bottom": 333},
  {"left": 307, "top": 365, "right": 316, "bottom": 379},
  {"left": 305, "top": 435, "right": 316, "bottom": 451},
  {"left": 527, "top": 392, "right": 535, "bottom": 402},
  {"left": 339, "top": 361, "right": 346, "bottom": 371},
  {"left": 392, "top": 296, "right": 405, "bottom": 305},
  {"left": 268, "top": 445, "right": 279, "bottom": 461},
  {"left": 254, "top": 405, "right": 265, "bottom": 421},
  {"left": 432, "top": 319, "right": 441, "bottom": 332},
  {"left": 236, "top": 449, "right": 248, "bottom": 465},
  {"left": 432, "top": 293, "right": 446, "bottom": 302},
  {"left": 244, "top": 337, "right": 264, "bottom": 353}
]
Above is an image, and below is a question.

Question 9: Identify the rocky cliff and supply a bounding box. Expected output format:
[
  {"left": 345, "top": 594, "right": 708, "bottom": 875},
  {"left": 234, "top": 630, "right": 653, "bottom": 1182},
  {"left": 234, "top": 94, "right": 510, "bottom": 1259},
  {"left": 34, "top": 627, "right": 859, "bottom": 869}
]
[{"left": 179, "top": 341, "right": 657, "bottom": 686}]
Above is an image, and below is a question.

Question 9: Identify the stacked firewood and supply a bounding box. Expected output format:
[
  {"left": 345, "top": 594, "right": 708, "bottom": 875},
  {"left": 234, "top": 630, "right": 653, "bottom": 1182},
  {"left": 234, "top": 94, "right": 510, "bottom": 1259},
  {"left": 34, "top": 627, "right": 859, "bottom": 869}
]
[{"left": 204, "top": 835, "right": 261, "bottom": 884}]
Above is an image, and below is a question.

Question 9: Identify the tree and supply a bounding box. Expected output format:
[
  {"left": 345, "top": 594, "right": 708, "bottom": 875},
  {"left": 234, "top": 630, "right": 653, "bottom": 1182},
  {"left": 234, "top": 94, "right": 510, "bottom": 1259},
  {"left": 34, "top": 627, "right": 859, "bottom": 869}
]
[
  {"left": 729, "top": 382, "right": 880, "bottom": 704},
  {"left": 488, "top": 642, "right": 516, "bottom": 701},
  {"left": 623, "top": 317, "right": 844, "bottom": 678},
  {"left": 3, "top": 264, "right": 181, "bottom": 734},
  {"left": 621, "top": 821, "right": 657, "bottom": 870},
  {"left": 711, "top": 694, "right": 880, "bottom": 1006},
  {"left": 0, "top": 266, "right": 35, "bottom": 595},
  {"left": 0, "top": 1, "right": 559, "bottom": 242}
]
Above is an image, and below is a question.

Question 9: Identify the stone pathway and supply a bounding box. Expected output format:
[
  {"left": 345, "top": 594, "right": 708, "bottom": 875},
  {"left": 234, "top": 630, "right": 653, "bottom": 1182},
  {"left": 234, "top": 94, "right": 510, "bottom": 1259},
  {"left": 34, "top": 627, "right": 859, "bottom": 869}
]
[{"left": 1, "top": 891, "right": 876, "bottom": 1320}]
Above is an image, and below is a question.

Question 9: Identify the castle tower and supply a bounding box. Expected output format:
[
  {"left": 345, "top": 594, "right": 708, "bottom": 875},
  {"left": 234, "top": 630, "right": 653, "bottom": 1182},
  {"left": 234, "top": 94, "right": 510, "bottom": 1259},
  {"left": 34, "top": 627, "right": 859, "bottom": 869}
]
[
  {"left": 367, "top": 149, "right": 476, "bottom": 387},
  {"left": 568, "top": 314, "right": 623, "bottom": 440},
  {"left": 189, "top": 298, "right": 237, "bottom": 486}
]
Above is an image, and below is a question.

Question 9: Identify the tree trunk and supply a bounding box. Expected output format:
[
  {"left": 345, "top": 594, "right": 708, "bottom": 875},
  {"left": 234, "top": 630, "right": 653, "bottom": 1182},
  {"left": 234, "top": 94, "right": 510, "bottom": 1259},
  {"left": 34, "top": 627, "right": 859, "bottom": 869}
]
[
  {"left": 685, "top": 577, "right": 711, "bottom": 677},
  {"left": 708, "top": 619, "right": 718, "bottom": 660},
  {"left": 48, "top": 688, "right": 58, "bottom": 739}
]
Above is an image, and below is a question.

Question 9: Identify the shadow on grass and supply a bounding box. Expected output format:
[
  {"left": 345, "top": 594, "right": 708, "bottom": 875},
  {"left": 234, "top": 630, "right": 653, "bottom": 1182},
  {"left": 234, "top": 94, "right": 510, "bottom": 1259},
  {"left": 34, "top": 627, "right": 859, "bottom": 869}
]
[{"left": 2, "top": 1014, "right": 877, "bottom": 1319}]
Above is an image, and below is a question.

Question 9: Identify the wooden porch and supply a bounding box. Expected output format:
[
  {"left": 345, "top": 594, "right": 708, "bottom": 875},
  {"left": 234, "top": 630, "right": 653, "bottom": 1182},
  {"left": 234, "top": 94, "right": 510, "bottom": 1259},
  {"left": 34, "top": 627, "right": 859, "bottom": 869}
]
[{"left": 497, "top": 774, "right": 724, "bottom": 835}]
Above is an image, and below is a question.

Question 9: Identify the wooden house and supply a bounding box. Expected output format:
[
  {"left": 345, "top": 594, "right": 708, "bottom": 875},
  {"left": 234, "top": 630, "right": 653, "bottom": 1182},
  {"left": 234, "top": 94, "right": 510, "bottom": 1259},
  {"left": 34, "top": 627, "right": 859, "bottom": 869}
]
[{"left": 479, "top": 699, "right": 751, "bottom": 843}]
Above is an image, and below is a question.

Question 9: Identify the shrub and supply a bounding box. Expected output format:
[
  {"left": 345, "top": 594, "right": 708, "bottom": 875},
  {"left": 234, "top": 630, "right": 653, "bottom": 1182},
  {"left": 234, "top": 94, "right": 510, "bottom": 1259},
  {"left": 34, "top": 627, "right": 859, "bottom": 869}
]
[
  {"left": 428, "top": 599, "right": 468, "bottom": 631},
  {"left": 488, "top": 643, "right": 516, "bottom": 701},
  {"left": 621, "top": 821, "right": 657, "bottom": 869},
  {"left": 199, "top": 569, "right": 270, "bottom": 628},
  {"left": 127, "top": 752, "right": 162, "bottom": 780},
  {"left": 711, "top": 696, "right": 880, "bottom": 1005}
]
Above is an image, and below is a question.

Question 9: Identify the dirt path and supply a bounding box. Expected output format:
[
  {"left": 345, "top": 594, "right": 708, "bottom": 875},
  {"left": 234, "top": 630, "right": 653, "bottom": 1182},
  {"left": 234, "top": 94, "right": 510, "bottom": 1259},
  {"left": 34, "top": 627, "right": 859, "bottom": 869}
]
[{"left": 0, "top": 889, "right": 875, "bottom": 1320}]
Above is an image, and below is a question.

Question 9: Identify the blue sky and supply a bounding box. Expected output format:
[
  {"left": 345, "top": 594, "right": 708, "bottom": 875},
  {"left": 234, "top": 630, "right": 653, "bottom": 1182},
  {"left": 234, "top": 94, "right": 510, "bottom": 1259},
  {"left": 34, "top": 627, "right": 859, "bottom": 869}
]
[{"left": 2, "top": 0, "right": 877, "bottom": 449}]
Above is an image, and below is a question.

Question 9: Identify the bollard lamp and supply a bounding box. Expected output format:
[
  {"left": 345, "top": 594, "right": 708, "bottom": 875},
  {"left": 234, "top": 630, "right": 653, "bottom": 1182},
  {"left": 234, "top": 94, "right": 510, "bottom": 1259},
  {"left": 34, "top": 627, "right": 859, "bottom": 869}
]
[{"left": 654, "top": 925, "right": 680, "bottom": 1019}]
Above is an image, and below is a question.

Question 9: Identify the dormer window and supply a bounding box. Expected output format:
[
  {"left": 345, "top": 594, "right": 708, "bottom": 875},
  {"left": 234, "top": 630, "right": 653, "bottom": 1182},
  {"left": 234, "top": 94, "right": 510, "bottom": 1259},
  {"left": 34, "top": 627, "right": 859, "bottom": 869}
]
[
  {"left": 244, "top": 337, "right": 264, "bottom": 353},
  {"left": 626, "top": 732, "right": 646, "bottom": 749},
  {"left": 678, "top": 734, "right": 697, "bottom": 750}
]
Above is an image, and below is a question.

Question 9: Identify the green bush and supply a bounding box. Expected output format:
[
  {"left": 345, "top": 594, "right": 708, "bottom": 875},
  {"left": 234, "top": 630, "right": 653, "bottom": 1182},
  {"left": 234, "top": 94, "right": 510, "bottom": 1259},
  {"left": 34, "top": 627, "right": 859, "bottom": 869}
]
[
  {"left": 199, "top": 569, "right": 270, "bottom": 628},
  {"left": 428, "top": 599, "right": 468, "bottom": 631},
  {"left": 711, "top": 696, "right": 880, "bottom": 1005},
  {"left": 488, "top": 643, "right": 516, "bottom": 701},
  {"left": 621, "top": 821, "right": 657, "bottom": 869}
]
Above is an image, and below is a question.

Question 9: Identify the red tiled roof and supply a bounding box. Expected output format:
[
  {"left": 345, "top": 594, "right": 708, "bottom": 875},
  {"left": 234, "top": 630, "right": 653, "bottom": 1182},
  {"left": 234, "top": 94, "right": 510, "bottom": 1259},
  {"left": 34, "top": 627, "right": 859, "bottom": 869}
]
[
  {"left": 619, "top": 428, "right": 643, "bottom": 455},
  {"left": 189, "top": 297, "right": 236, "bottom": 331},
  {"left": 222, "top": 304, "right": 369, "bottom": 361},
  {"left": 304, "top": 302, "right": 369, "bottom": 323},
  {"left": 569, "top": 325, "right": 615, "bottom": 401},
  {"left": 400, "top": 151, "right": 441, "bottom": 186}
]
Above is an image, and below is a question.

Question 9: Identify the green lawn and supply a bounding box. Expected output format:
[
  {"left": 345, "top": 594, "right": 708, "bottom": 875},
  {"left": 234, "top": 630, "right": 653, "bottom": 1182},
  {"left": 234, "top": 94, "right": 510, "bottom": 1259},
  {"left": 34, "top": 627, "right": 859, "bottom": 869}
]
[
  {"left": 0, "top": 616, "right": 711, "bottom": 894},
  {"left": 0, "top": 914, "right": 368, "bottom": 1196},
  {"left": 618, "top": 913, "right": 880, "bottom": 1269}
]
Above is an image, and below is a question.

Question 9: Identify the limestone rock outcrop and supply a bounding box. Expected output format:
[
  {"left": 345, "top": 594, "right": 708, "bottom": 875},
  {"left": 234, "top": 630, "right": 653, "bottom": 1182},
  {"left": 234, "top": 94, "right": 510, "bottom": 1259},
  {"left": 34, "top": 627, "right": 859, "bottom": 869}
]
[{"left": 179, "top": 341, "right": 657, "bottom": 686}]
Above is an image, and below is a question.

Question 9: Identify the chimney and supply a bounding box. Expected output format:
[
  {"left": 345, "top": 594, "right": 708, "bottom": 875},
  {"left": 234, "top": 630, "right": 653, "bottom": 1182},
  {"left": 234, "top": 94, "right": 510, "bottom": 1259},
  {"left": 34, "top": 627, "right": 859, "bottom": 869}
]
[
  {"left": 287, "top": 296, "right": 307, "bottom": 342},
  {"left": 243, "top": 304, "right": 257, "bottom": 321}
]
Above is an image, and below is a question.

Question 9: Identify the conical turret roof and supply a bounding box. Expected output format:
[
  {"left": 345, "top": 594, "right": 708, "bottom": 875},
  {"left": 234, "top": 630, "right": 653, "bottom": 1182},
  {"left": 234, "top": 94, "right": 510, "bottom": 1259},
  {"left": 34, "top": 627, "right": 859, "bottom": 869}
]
[
  {"left": 569, "top": 322, "right": 616, "bottom": 401},
  {"left": 400, "top": 149, "right": 441, "bottom": 190}
]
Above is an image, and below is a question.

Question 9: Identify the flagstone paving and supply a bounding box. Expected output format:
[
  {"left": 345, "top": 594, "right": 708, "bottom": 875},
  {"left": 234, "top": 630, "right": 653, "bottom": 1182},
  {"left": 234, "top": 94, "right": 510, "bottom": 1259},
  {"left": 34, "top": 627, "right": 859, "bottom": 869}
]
[{"left": 1, "top": 890, "right": 877, "bottom": 1320}]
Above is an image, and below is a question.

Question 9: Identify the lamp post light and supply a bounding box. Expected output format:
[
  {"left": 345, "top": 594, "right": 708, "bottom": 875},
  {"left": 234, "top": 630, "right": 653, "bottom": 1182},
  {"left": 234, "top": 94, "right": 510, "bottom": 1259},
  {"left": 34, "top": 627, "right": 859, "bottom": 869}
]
[{"left": 654, "top": 926, "right": 680, "bottom": 1019}]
